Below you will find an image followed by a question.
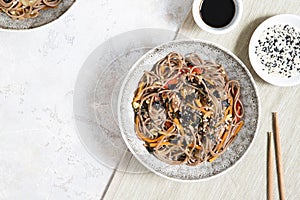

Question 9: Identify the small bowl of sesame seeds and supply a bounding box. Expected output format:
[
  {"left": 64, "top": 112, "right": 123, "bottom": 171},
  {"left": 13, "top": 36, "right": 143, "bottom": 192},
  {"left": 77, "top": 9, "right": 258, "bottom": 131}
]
[{"left": 249, "top": 14, "right": 300, "bottom": 87}]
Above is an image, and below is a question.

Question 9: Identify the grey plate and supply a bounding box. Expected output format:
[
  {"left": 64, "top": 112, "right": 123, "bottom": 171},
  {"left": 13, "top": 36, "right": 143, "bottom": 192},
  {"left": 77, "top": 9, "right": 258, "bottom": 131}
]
[
  {"left": 118, "top": 40, "right": 260, "bottom": 181},
  {"left": 0, "top": 0, "right": 75, "bottom": 30}
]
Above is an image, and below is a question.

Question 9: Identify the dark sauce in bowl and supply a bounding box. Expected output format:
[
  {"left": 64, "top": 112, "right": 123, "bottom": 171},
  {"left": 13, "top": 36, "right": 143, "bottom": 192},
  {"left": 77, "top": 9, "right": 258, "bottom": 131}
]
[{"left": 200, "top": 0, "right": 236, "bottom": 28}]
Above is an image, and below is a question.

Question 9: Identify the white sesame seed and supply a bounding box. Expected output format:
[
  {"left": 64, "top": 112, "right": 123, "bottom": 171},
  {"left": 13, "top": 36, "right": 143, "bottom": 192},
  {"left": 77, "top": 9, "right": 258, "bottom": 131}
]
[{"left": 255, "top": 24, "right": 300, "bottom": 78}]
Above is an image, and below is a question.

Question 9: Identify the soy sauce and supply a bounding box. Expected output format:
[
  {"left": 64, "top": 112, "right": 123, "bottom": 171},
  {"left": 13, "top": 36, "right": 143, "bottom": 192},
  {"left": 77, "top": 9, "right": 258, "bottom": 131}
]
[{"left": 200, "top": 0, "right": 236, "bottom": 28}]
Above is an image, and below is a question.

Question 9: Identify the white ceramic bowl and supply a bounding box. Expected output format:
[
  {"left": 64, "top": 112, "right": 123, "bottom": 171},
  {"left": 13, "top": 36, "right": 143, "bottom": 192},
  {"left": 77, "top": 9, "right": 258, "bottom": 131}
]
[
  {"left": 192, "top": 0, "right": 243, "bottom": 34},
  {"left": 249, "top": 14, "right": 300, "bottom": 87}
]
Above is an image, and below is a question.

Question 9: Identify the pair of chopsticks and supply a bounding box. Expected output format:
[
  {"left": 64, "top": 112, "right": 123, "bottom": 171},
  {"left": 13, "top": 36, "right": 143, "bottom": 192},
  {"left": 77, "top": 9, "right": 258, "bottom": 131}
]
[{"left": 267, "top": 112, "right": 286, "bottom": 200}]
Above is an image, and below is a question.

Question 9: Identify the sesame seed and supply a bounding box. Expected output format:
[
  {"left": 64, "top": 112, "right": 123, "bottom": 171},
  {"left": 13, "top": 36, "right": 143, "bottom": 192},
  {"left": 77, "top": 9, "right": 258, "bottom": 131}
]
[{"left": 255, "top": 24, "right": 300, "bottom": 78}]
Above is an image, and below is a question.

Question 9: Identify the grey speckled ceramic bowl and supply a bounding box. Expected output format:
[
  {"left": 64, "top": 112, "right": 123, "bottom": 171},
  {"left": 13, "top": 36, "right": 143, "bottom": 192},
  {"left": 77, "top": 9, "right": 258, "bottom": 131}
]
[
  {"left": 0, "top": 0, "right": 75, "bottom": 30},
  {"left": 118, "top": 40, "right": 260, "bottom": 181}
]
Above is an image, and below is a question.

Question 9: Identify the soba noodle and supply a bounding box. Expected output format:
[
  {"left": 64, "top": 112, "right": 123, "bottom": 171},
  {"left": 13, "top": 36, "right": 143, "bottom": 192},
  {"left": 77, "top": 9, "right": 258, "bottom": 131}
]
[
  {"left": 132, "top": 52, "right": 244, "bottom": 166},
  {"left": 0, "top": 0, "right": 61, "bottom": 19}
]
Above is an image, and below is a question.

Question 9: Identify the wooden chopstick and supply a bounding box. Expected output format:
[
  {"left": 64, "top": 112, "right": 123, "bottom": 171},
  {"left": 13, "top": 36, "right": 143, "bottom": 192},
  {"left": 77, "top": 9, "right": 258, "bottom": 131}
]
[
  {"left": 267, "top": 131, "right": 273, "bottom": 200},
  {"left": 272, "top": 112, "right": 286, "bottom": 200}
]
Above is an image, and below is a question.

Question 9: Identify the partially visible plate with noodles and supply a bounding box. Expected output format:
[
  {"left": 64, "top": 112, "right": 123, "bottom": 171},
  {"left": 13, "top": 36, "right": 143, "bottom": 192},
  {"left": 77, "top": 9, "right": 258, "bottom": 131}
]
[
  {"left": 118, "top": 40, "right": 260, "bottom": 181},
  {"left": 0, "top": 0, "right": 75, "bottom": 30}
]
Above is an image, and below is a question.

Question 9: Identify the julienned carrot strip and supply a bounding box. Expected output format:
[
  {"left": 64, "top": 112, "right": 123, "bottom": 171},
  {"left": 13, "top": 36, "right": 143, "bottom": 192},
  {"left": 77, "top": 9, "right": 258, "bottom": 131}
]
[
  {"left": 217, "top": 124, "right": 231, "bottom": 152},
  {"left": 173, "top": 118, "right": 184, "bottom": 135},
  {"left": 161, "top": 65, "right": 165, "bottom": 74},
  {"left": 216, "top": 96, "right": 233, "bottom": 127},
  {"left": 232, "top": 121, "right": 244, "bottom": 136},
  {"left": 228, "top": 96, "right": 233, "bottom": 115},
  {"left": 188, "top": 143, "right": 202, "bottom": 150},
  {"left": 149, "top": 143, "right": 157, "bottom": 148},
  {"left": 209, "top": 156, "right": 218, "bottom": 162},
  {"left": 135, "top": 116, "right": 164, "bottom": 143},
  {"left": 173, "top": 118, "right": 180, "bottom": 125},
  {"left": 216, "top": 110, "right": 231, "bottom": 127},
  {"left": 217, "top": 130, "right": 229, "bottom": 152},
  {"left": 166, "top": 125, "right": 175, "bottom": 133},
  {"left": 204, "top": 111, "right": 213, "bottom": 118},
  {"left": 187, "top": 103, "right": 208, "bottom": 114},
  {"left": 195, "top": 99, "right": 202, "bottom": 107},
  {"left": 149, "top": 141, "right": 171, "bottom": 148},
  {"left": 137, "top": 132, "right": 164, "bottom": 143}
]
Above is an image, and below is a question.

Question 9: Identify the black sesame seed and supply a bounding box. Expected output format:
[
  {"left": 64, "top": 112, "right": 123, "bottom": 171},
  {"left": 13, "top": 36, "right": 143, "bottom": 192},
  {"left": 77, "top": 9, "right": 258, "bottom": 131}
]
[{"left": 255, "top": 24, "right": 300, "bottom": 78}]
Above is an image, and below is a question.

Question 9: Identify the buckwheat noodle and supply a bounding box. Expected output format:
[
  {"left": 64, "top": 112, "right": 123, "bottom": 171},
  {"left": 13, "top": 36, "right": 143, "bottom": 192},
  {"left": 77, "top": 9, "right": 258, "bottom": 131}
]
[
  {"left": 0, "top": 0, "right": 61, "bottom": 19},
  {"left": 132, "top": 52, "right": 244, "bottom": 166}
]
